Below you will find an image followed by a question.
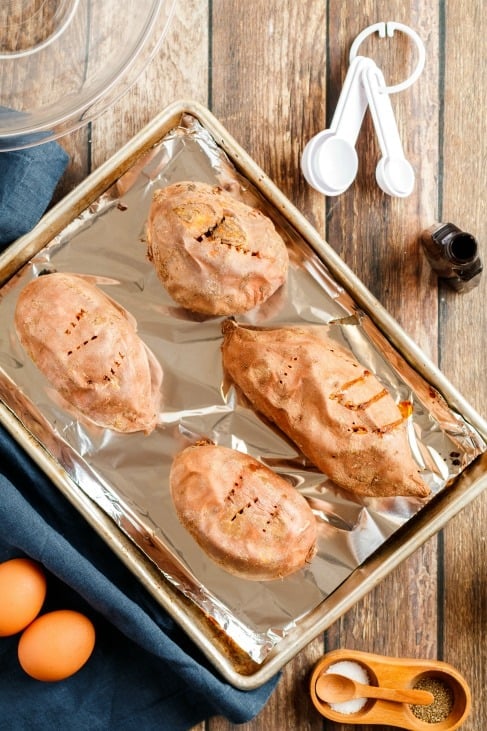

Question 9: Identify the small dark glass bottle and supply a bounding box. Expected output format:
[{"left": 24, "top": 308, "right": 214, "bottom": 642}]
[{"left": 420, "top": 222, "right": 482, "bottom": 293}]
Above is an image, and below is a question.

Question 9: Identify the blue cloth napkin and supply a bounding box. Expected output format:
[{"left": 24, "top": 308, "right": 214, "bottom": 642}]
[
  {"left": 0, "top": 139, "right": 69, "bottom": 248},
  {"left": 0, "top": 423, "right": 278, "bottom": 730}
]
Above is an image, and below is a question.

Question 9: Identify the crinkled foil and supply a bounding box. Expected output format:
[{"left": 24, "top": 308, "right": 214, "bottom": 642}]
[{"left": 0, "top": 114, "right": 485, "bottom": 663}]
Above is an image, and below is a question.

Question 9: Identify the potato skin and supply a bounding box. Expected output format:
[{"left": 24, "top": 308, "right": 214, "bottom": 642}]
[
  {"left": 146, "top": 181, "right": 289, "bottom": 315},
  {"left": 221, "top": 321, "right": 430, "bottom": 499},
  {"left": 14, "top": 273, "right": 162, "bottom": 434},
  {"left": 170, "top": 444, "right": 317, "bottom": 580}
]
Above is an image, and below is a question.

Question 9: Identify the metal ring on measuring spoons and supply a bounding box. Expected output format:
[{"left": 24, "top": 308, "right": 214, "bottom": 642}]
[{"left": 349, "top": 21, "right": 426, "bottom": 94}]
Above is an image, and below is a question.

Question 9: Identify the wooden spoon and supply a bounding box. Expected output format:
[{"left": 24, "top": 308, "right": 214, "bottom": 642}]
[{"left": 315, "top": 673, "right": 434, "bottom": 706}]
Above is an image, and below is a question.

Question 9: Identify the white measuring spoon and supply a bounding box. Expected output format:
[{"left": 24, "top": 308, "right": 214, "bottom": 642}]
[
  {"left": 361, "top": 64, "right": 415, "bottom": 197},
  {"left": 301, "top": 56, "right": 375, "bottom": 196}
]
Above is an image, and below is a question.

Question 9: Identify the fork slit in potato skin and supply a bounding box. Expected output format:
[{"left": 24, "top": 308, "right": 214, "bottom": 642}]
[
  {"left": 14, "top": 272, "right": 163, "bottom": 434},
  {"left": 221, "top": 320, "right": 430, "bottom": 499}
]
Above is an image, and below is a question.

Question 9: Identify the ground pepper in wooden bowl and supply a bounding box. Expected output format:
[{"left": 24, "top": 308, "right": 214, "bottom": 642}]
[{"left": 410, "top": 676, "right": 454, "bottom": 723}]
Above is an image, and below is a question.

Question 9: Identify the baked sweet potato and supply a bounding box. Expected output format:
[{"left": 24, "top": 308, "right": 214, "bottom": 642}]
[
  {"left": 170, "top": 443, "right": 317, "bottom": 580},
  {"left": 221, "top": 320, "right": 430, "bottom": 499},
  {"left": 14, "top": 273, "right": 162, "bottom": 434},
  {"left": 146, "top": 181, "right": 289, "bottom": 315}
]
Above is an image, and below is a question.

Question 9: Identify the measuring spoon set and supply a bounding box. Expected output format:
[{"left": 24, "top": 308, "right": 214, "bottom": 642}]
[{"left": 301, "top": 22, "right": 425, "bottom": 198}]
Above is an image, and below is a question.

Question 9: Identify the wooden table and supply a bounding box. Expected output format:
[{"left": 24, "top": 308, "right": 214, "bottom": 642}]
[{"left": 51, "top": 1, "right": 485, "bottom": 729}]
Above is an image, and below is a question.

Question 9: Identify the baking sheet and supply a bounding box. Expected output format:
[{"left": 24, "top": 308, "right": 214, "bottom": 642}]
[{"left": 0, "top": 110, "right": 485, "bottom": 665}]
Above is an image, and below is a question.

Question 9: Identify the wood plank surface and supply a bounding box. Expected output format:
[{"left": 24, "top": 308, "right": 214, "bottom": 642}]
[
  {"left": 440, "top": 1, "right": 487, "bottom": 728},
  {"left": 11, "top": 0, "right": 485, "bottom": 729}
]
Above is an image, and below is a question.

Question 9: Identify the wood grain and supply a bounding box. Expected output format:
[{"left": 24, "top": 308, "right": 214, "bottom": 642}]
[
  {"left": 440, "top": 1, "right": 487, "bottom": 729},
  {"left": 89, "top": 0, "right": 209, "bottom": 168}
]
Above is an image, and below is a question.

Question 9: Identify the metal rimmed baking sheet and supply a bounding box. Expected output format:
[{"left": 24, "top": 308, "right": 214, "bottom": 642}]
[{"left": 1, "top": 100, "right": 486, "bottom": 688}]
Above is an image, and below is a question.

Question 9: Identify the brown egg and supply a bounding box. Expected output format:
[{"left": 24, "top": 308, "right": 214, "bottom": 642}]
[
  {"left": 18, "top": 609, "right": 96, "bottom": 682},
  {"left": 0, "top": 558, "right": 47, "bottom": 637}
]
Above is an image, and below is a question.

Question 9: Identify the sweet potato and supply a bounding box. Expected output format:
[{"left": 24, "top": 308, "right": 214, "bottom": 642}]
[
  {"left": 170, "top": 443, "right": 317, "bottom": 580},
  {"left": 14, "top": 273, "right": 162, "bottom": 434},
  {"left": 221, "top": 320, "right": 430, "bottom": 499},
  {"left": 146, "top": 181, "right": 289, "bottom": 315}
]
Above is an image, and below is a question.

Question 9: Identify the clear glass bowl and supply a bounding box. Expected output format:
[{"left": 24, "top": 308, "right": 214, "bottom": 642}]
[{"left": 0, "top": 0, "right": 176, "bottom": 151}]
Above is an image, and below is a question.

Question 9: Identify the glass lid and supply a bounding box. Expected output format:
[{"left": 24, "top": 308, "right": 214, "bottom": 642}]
[{"left": 0, "top": 0, "right": 176, "bottom": 151}]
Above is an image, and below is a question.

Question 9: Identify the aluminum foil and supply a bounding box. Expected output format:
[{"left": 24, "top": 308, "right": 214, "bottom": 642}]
[{"left": 0, "top": 113, "right": 485, "bottom": 663}]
